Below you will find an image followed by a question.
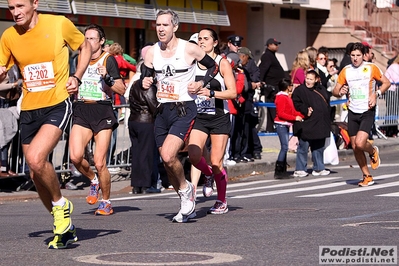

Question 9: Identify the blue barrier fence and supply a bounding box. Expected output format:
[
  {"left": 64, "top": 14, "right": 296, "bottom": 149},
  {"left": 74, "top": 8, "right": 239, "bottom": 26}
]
[{"left": 255, "top": 99, "right": 347, "bottom": 136}]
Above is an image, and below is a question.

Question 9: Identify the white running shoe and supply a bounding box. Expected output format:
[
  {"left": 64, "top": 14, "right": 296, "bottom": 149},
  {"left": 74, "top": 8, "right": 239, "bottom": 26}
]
[
  {"left": 178, "top": 181, "right": 196, "bottom": 215},
  {"left": 312, "top": 169, "right": 330, "bottom": 176},
  {"left": 202, "top": 175, "right": 214, "bottom": 198},
  {"left": 208, "top": 200, "right": 229, "bottom": 215},
  {"left": 292, "top": 170, "right": 308, "bottom": 177},
  {"left": 172, "top": 211, "right": 197, "bottom": 223}
]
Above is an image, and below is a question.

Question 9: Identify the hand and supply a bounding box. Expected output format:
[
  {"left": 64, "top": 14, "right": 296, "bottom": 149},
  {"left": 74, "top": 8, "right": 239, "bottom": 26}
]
[
  {"left": 96, "top": 63, "right": 107, "bottom": 77},
  {"left": 66, "top": 76, "right": 79, "bottom": 95},
  {"left": 368, "top": 94, "right": 377, "bottom": 109},
  {"left": 339, "top": 85, "right": 349, "bottom": 96},
  {"left": 295, "top": 116, "right": 303, "bottom": 122},
  {"left": 142, "top": 77, "right": 153, "bottom": 90},
  {"left": 307, "top": 107, "right": 313, "bottom": 117},
  {"left": 188, "top": 81, "right": 203, "bottom": 94}
]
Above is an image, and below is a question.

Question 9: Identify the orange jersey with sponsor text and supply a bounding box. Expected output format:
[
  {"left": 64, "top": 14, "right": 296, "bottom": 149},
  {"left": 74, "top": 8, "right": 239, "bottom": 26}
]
[
  {"left": 337, "top": 62, "right": 383, "bottom": 113},
  {"left": 0, "top": 14, "right": 85, "bottom": 111}
]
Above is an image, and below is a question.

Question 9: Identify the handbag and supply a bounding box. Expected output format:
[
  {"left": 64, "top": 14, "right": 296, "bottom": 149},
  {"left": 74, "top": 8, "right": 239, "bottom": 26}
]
[{"left": 323, "top": 131, "right": 339, "bottom": 165}]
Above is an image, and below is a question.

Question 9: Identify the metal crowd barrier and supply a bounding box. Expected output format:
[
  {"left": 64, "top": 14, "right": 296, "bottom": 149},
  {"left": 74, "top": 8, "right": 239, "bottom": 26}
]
[
  {"left": 5, "top": 104, "right": 131, "bottom": 182},
  {"left": 375, "top": 83, "right": 399, "bottom": 139}
]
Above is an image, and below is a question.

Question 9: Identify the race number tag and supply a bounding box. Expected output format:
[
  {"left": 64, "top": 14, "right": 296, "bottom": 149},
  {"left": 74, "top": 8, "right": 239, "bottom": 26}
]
[
  {"left": 157, "top": 80, "right": 180, "bottom": 101},
  {"left": 23, "top": 62, "right": 55, "bottom": 92},
  {"left": 78, "top": 79, "right": 104, "bottom": 100},
  {"left": 195, "top": 95, "right": 216, "bottom": 114}
]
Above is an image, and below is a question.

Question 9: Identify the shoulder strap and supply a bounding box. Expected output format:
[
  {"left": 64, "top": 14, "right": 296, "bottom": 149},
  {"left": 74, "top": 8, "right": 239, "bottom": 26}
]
[{"left": 313, "top": 89, "right": 328, "bottom": 106}]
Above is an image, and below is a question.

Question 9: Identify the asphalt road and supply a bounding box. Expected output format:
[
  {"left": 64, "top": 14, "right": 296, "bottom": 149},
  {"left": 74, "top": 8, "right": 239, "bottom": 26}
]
[{"left": 1, "top": 147, "right": 399, "bottom": 266}]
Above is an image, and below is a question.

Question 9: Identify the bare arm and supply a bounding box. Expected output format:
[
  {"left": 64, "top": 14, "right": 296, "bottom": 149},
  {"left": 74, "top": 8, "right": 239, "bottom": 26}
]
[
  {"left": 197, "top": 58, "right": 236, "bottom": 100},
  {"left": 379, "top": 74, "right": 391, "bottom": 94},
  {"left": 66, "top": 39, "right": 92, "bottom": 94},
  {"left": 332, "top": 82, "right": 345, "bottom": 97},
  {"left": 109, "top": 79, "right": 126, "bottom": 95}
]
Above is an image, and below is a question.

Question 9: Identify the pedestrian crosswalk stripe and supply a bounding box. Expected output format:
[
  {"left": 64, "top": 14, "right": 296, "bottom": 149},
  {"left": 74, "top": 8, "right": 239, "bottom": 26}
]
[
  {"left": 227, "top": 177, "right": 342, "bottom": 194},
  {"left": 376, "top": 192, "right": 399, "bottom": 197},
  {"left": 298, "top": 174, "right": 399, "bottom": 198},
  {"left": 230, "top": 181, "right": 346, "bottom": 199}
]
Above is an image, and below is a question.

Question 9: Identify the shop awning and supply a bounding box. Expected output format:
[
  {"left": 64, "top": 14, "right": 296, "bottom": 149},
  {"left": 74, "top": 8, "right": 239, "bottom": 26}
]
[
  {"left": 0, "top": 0, "right": 72, "bottom": 13},
  {"left": 71, "top": 0, "right": 230, "bottom": 26},
  {"left": 0, "top": 0, "right": 230, "bottom": 26}
]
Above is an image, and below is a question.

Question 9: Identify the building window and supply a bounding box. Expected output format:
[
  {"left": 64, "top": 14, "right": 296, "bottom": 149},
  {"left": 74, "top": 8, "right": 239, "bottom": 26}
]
[{"left": 280, "top": 7, "right": 300, "bottom": 20}]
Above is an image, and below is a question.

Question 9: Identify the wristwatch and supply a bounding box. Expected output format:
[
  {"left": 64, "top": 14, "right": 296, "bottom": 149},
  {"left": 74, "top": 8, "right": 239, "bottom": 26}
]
[{"left": 209, "top": 90, "right": 215, "bottom": 98}]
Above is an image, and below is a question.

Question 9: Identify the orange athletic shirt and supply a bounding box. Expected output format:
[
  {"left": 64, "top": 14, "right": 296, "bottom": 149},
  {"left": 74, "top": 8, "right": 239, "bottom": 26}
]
[{"left": 0, "top": 14, "right": 85, "bottom": 111}]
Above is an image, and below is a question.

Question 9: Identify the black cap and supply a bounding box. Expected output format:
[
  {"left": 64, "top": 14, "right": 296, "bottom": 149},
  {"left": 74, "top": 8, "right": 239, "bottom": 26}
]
[
  {"left": 266, "top": 38, "right": 281, "bottom": 46},
  {"left": 228, "top": 35, "right": 244, "bottom": 46}
]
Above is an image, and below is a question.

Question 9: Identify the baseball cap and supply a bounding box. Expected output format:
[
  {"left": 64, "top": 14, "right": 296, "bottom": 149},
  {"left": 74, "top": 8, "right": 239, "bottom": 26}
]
[
  {"left": 189, "top": 33, "right": 198, "bottom": 44},
  {"left": 361, "top": 41, "right": 372, "bottom": 48},
  {"left": 266, "top": 38, "right": 281, "bottom": 46},
  {"left": 105, "top": 39, "right": 114, "bottom": 46},
  {"left": 238, "top": 47, "right": 253, "bottom": 59},
  {"left": 228, "top": 35, "right": 244, "bottom": 46},
  {"left": 226, "top": 52, "right": 240, "bottom": 67}
]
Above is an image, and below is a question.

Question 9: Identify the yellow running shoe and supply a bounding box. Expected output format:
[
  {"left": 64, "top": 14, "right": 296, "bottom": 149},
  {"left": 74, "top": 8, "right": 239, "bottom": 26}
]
[
  {"left": 369, "top": 146, "right": 380, "bottom": 170},
  {"left": 52, "top": 198, "right": 73, "bottom": 235},
  {"left": 48, "top": 225, "right": 78, "bottom": 249}
]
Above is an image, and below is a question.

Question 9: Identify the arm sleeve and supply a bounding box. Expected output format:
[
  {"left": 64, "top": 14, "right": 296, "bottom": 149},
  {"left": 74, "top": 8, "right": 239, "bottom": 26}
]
[
  {"left": 292, "top": 87, "right": 309, "bottom": 116},
  {"left": 106, "top": 56, "right": 122, "bottom": 79},
  {"left": 198, "top": 54, "right": 218, "bottom": 87},
  {"left": 276, "top": 97, "right": 298, "bottom": 122}
]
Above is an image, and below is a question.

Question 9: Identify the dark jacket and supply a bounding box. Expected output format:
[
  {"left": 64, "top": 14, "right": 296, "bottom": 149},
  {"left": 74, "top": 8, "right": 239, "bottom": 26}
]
[
  {"left": 292, "top": 83, "right": 331, "bottom": 140},
  {"left": 244, "top": 59, "right": 260, "bottom": 83},
  {"left": 259, "top": 49, "right": 285, "bottom": 87},
  {"left": 128, "top": 80, "right": 157, "bottom": 123}
]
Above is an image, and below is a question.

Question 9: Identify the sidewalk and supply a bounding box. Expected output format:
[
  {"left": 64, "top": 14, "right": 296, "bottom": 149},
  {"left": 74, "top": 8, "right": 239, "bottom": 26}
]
[{"left": 1, "top": 135, "right": 398, "bottom": 202}]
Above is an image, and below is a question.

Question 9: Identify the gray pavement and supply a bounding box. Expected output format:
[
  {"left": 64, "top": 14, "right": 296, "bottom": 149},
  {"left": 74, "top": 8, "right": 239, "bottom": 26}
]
[{"left": 1, "top": 135, "right": 398, "bottom": 202}]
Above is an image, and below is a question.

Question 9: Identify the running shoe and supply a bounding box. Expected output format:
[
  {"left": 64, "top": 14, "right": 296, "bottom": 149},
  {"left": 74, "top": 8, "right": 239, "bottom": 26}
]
[
  {"left": 48, "top": 225, "right": 78, "bottom": 249},
  {"left": 312, "top": 169, "right": 330, "bottom": 176},
  {"left": 86, "top": 182, "right": 100, "bottom": 205},
  {"left": 51, "top": 198, "right": 73, "bottom": 235},
  {"left": 370, "top": 146, "right": 380, "bottom": 170},
  {"left": 172, "top": 211, "right": 197, "bottom": 223},
  {"left": 202, "top": 175, "right": 214, "bottom": 198},
  {"left": 178, "top": 181, "right": 196, "bottom": 215},
  {"left": 208, "top": 200, "right": 229, "bottom": 215},
  {"left": 95, "top": 201, "right": 114, "bottom": 215},
  {"left": 292, "top": 170, "right": 308, "bottom": 178},
  {"left": 358, "top": 174, "right": 375, "bottom": 187}
]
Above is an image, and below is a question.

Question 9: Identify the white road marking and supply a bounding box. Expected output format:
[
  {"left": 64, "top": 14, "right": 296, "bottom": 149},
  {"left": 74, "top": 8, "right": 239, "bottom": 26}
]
[
  {"left": 230, "top": 182, "right": 346, "bottom": 199},
  {"left": 376, "top": 192, "right": 399, "bottom": 197},
  {"left": 74, "top": 251, "right": 242, "bottom": 265},
  {"left": 298, "top": 174, "right": 399, "bottom": 197}
]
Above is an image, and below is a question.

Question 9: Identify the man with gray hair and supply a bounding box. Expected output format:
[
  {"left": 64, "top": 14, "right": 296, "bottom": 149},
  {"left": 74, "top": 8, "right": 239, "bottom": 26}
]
[{"left": 140, "top": 9, "right": 218, "bottom": 222}]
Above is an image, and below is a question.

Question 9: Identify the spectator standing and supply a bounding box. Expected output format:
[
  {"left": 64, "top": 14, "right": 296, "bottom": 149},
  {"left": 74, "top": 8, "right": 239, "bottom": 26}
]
[
  {"left": 290, "top": 50, "right": 310, "bottom": 89},
  {"left": 140, "top": 9, "right": 218, "bottom": 223},
  {"left": 383, "top": 55, "right": 399, "bottom": 137},
  {"left": 259, "top": 38, "right": 286, "bottom": 132},
  {"left": 338, "top": 42, "right": 354, "bottom": 73},
  {"left": 237, "top": 47, "right": 262, "bottom": 161},
  {"left": 0, "top": 0, "right": 92, "bottom": 249},
  {"left": 127, "top": 44, "right": 160, "bottom": 194},
  {"left": 332, "top": 42, "right": 391, "bottom": 186},
  {"left": 69, "top": 24, "right": 125, "bottom": 216},
  {"left": 0, "top": 66, "right": 21, "bottom": 177},
  {"left": 188, "top": 28, "right": 236, "bottom": 214},
  {"left": 222, "top": 35, "right": 243, "bottom": 56},
  {"left": 292, "top": 70, "right": 331, "bottom": 177},
  {"left": 274, "top": 78, "right": 304, "bottom": 178}
]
